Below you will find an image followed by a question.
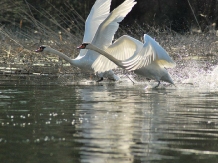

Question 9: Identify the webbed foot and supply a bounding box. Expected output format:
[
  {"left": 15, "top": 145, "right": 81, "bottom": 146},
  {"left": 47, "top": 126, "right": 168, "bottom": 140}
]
[{"left": 96, "top": 77, "right": 103, "bottom": 82}]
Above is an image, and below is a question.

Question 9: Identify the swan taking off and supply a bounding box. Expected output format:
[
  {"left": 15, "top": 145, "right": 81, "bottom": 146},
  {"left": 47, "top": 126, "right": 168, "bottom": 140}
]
[
  {"left": 77, "top": 34, "right": 176, "bottom": 87},
  {"left": 35, "top": 0, "right": 136, "bottom": 82}
]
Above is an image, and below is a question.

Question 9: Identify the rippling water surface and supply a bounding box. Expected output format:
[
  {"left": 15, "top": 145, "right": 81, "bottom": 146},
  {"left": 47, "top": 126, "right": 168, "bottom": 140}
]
[{"left": 0, "top": 81, "right": 218, "bottom": 163}]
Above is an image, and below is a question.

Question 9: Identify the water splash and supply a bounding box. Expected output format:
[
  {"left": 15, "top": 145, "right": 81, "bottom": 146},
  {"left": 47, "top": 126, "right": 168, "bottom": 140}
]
[{"left": 167, "top": 59, "right": 218, "bottom": 89}]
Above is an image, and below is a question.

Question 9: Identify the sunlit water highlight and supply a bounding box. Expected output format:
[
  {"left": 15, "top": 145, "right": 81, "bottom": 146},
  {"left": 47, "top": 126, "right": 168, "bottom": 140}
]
[{"left": 0, "top": 74, "right": 218, "bottom": 163}]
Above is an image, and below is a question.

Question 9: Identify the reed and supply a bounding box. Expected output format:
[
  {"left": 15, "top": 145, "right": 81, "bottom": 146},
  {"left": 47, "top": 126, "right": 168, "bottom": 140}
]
[{"left": 0, "top": 1, "right": 217, "bottom": 84}]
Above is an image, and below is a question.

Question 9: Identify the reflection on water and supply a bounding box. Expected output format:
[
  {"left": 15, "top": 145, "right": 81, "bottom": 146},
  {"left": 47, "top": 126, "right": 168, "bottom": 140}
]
[{"left": 0, "top": 83, "right": 218, "bottom": 163}]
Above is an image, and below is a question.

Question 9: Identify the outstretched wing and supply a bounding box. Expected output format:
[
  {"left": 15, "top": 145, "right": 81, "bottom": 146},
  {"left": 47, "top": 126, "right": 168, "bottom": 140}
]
[
  {"left": 123, "top": 34, "right": 176, "bottom": 71},
  {"left": 92, "top": 0, "right": 137, "bottom": 49},
  {"left": 78, "top": 0, "right": 111, "bottom": 58},
  {"left": 92, "top": 35, "right": 143, "bottom": 73}
]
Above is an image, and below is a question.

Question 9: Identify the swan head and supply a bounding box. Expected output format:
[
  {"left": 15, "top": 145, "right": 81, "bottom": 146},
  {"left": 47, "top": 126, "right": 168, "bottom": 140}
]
[
  {"left": 35, "top": 45, "right": 51, "bottom": 52},
  {"left": 77, "top": 43, "right": 91, "bottom": 49}
]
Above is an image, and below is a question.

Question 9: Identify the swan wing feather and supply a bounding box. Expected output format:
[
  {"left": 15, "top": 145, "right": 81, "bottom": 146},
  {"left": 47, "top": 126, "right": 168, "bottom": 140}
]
[
  {"left": 123, "top": 34, "right": 176, "bottom": 71},
  {"left": 92, "top": 35, "right": 143, "bottom": 72},
  {"left": 92, "top": 0, "right": 136, "bottom": 49},
  {"left": 78, "top": 0, "right": 111, "bottom": 58}
]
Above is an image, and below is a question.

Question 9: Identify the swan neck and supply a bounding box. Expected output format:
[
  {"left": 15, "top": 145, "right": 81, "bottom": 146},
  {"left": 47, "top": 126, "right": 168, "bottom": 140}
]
[
  {"left": 88, "top": 44, "right": 123, "bottom": 68},
  {"left": 47, "top": 48, "right": 75, "bottom": 65}
]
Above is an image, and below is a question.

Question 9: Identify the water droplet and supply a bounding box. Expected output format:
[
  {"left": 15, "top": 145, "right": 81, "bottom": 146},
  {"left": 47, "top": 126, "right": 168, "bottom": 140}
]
[
  {"left": 44, "top": 136, "right": 49, "bottom": 141},
  {"left": 35, "top": 139, "right": 40, "bottom": 143},
  {"left": 46, "top": 121, "right": 50, "bottom": 124}
]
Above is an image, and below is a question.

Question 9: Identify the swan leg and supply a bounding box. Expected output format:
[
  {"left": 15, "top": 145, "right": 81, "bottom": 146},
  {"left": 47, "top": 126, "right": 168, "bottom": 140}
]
[
  {"left": 96, "top": 77, "right": 104, "bottom": 82},
  {"left": 103, "top": 70, "right": 120, "bottom": 81},
  {"left": 126, "top": 74, "right": 135, "bottom": 84},
  {"left": 155, "top": 81, "right": 160, "bottom": 88},
  {"left": 96, "top": 71, "right": 104, "bottom": 82}
]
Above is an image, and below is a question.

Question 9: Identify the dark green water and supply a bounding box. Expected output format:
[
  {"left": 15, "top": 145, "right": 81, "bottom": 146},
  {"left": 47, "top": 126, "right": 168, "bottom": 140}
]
[{"left": 0, "top": 83, "right": 218, "bottom": 163}]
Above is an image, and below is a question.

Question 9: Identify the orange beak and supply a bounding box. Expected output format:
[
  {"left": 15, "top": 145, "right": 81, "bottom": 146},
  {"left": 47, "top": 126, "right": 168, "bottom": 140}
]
[
  {"left": 77, "top": 44, "right": 86, "bottom": 49},
  {"left": 35, "top": 47, "right": 43, "bottom": 52}
]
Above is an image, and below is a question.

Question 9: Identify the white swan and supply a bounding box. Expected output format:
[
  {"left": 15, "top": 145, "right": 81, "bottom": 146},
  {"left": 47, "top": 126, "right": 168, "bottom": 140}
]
[
  {"left": 35, "top": 0, "right": 136, "bottom": 82},
  {"left": 77, "top": 34, "right": 176, "bottom": 87}
]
